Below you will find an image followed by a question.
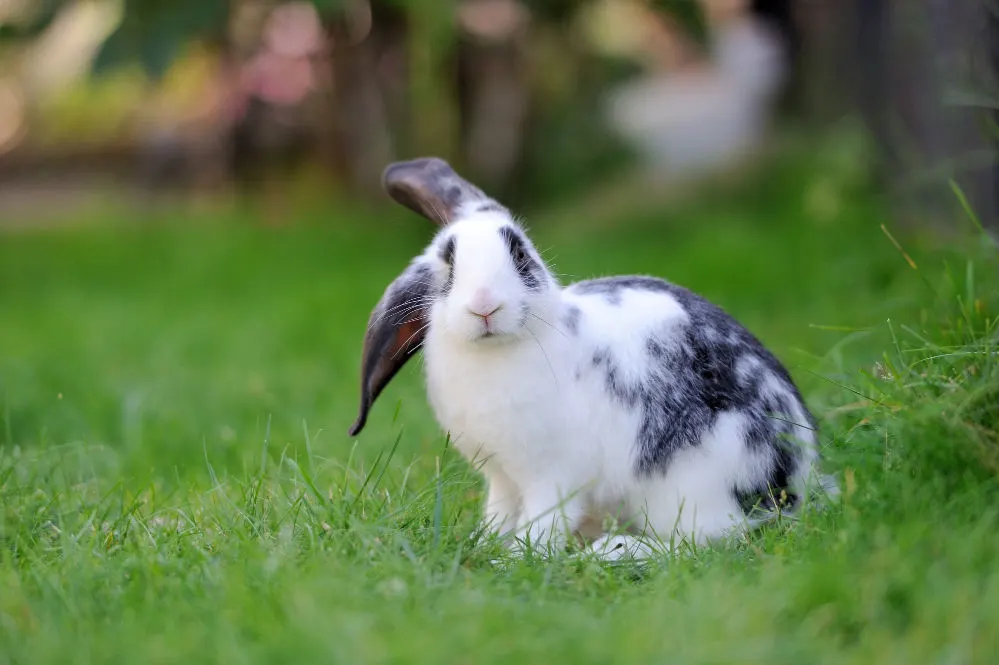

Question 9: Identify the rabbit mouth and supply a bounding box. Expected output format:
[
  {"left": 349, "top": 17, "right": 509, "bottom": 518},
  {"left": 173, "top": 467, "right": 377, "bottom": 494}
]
[
  {"left": 471, "top": 315, "right": 502, "bottom": 340},
  {"left": 470, "top": 327, "right": 516, "bottom": 344},
  {"left": 474, "top": 329, "right": 500, "bottom": 341}
]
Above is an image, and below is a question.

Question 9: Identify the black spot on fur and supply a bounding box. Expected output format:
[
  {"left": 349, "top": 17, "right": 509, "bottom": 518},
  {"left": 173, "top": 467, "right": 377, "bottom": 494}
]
[
  {"left": 568, "top": 275, "right": 816, "bottom": 511},
  {"left": 439, "top": 236, "right": 455, "bottom": 265},
  {"left": 592, "top": 347, "right": 637, "bottom": 404},
  {"left": 438, "top": 236, "right": 456, "bottom": 295},
  {"left": 562, "top": 306, "right": 582, "bottom": 336},
  {"left": 498, "top": 226, "right": 544, "bottom": 291},
  {"left": 573, "top": 276, "right": 670, "bottom": 306}
]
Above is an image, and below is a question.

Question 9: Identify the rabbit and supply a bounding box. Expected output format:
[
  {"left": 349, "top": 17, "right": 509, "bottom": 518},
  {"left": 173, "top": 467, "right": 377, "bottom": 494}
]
[{"left": 348, "top": 157, "right": 838, "bottom": 561}]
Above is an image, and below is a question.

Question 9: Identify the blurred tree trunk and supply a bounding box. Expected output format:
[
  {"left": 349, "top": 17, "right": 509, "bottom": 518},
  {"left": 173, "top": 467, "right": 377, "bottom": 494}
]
[
  {"left": 751, "top": 0, "right": 802, "bottom": 116},
  {"left": 990, "top": 0, "right": 999, "bottom": 236},
  {"left": 853, "top": 0, "right": 891, "bottom": 168},
  {"left": 325, "top": 1, "right": 403, "bottom": 199},
  {"left": 902, "top": 0, "right": 997, "bottom": 231},
  {"left": 455, "top": 2, "right": 532, "bottom": 194},
  {"left": 325, "top": 1, "right": 533, "bottom": 199},
  {"left": 793, "top": 0, "right": 850, "bottom": 124},
  {"left": 457, "top": 39, "right": 529, "bottom": 192},
  {"left": 842, "top": 0, "right": 999, "bottom": 232}
]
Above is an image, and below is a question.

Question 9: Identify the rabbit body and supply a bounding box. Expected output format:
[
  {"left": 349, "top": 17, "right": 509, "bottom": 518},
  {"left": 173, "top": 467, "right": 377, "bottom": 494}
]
[{"left": 351, "top": 157, "right": 834, "bottom": 561}]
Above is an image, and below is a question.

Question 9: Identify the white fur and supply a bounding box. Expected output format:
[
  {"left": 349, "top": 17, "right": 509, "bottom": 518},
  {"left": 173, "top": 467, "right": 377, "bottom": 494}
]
[{"left": 415, "top": 211, "right": 827, "bottom": 561}]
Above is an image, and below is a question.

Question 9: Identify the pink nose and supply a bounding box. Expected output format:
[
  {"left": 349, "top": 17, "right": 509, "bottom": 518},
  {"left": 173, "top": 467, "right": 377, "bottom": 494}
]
[{"left": 468, "top": 288, "right": 502, "bottom": 318}]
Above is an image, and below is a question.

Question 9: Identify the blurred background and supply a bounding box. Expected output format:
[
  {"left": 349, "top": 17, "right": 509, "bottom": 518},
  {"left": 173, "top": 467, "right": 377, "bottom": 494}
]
[
  {"left": 0, "top": 0, "right": 997, "bottom": 230},
  {"left": 2, "top": 0, "right": 999, "bottom": 476}
]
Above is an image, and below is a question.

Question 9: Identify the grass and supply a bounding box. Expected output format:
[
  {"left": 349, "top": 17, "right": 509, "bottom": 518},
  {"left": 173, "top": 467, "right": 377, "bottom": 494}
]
[{"left": 2, "top": 140, "right": 998, "bottom": 664}]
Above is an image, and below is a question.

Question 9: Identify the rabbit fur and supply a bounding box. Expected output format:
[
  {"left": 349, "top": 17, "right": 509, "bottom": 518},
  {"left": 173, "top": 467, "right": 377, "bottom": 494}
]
[{"left": 349, "top": 157, "right": 837, "bottom": 562}]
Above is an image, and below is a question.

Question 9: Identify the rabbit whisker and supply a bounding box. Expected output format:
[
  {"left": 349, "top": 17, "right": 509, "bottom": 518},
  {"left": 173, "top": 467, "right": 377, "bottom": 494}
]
[
  {"left": 528, "top": 312, "right": 568, "bottom": 340},
  {"left": 526, "top": 327, "right": 560, "bottom": 392}
]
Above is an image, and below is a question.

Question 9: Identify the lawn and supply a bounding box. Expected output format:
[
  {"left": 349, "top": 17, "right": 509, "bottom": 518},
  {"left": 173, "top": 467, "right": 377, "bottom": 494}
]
[{"left": 2, "top": 139, "right": 998, "bottom": 665}]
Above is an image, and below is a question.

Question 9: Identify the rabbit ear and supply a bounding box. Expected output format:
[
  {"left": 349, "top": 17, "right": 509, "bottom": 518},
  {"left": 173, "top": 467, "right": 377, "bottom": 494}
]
[
  {"left": 383, "top": 157, "right": 505, "bottom": 225},
  {"left": 349, "top": 262, "right": 433, "bottom": 437}
]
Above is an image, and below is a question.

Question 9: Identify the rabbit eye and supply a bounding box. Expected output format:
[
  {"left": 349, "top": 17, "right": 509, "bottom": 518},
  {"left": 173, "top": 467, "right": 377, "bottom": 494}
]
[{"left": 513, "top": 245, "right": 528, "bottom": 265}]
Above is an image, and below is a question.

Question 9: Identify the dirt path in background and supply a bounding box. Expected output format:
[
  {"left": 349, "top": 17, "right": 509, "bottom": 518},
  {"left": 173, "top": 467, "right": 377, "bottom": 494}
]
[
  {"left": 0, "top": 177, "right": 135, "bottom": 229},
  {"left": 0, "top": 176, "right": 235, "bottom": 231}
]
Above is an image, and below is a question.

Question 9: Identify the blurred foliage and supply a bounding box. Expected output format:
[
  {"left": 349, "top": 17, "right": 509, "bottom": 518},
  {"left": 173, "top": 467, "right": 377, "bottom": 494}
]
[
  {"left": 33, "top": 71, "right": 146, "bottom": 146},
  {"left": 91, "top": 1, "right": 230, "bottom": 80},
  {"left": 2, "top": 0, "right": 348, "bottom": 79},
  {"left": 652, "top": 0, "right": 707, "bottom": 43},
  {"left": 2, "top": 0, "right": 706, "bottom": 79},
  {"left": 514, "top": 53, "right": 640, "bottom": 207},
  {"left": 0, "top": 0, "right": 62, "bottom": 42},
  {"left": 525, "top": 0, "right": 594, "bottom": 22},
  {"left": 0, "top": 0, "right": 713, "bottom": 208}
]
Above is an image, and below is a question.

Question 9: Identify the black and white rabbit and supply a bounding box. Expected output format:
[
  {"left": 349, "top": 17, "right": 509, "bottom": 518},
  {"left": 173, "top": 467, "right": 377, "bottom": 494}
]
[{"left": 349, "top": 158, "right": 837, "bottom": 560}]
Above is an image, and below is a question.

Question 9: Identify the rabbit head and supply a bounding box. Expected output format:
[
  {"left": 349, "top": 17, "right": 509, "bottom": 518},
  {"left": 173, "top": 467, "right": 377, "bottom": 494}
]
[{"left": 348, "top": 157, "right": 557, "bottom": 436}]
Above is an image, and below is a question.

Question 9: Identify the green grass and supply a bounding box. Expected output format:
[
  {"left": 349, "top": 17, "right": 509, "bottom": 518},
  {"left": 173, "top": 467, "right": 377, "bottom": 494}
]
[{"left": 2, "top": 143, "right": 998, "bottom": 664}]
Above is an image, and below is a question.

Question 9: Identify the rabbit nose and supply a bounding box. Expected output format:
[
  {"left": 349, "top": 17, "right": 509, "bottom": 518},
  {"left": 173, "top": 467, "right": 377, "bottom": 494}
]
[{"left": 468, "top": 289, "right": 502, "bottom": 318}]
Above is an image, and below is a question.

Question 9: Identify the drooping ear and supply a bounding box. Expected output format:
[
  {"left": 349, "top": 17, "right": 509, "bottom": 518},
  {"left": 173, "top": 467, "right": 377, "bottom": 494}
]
[
  {"left": 382, "top": 157, "right": 506, "bottom": 225},
  {"left": 349, "top": 261, "right": 433, "bottom": 437}
]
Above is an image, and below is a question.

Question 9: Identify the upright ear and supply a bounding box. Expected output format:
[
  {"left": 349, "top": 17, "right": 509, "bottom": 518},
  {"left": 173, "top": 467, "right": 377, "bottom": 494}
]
[
  {"left": 382, "top": 157, "right": 507, "bottom": 224},
  {"left": 349, "top": 261, "right": 433, "bottom": 437}
]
